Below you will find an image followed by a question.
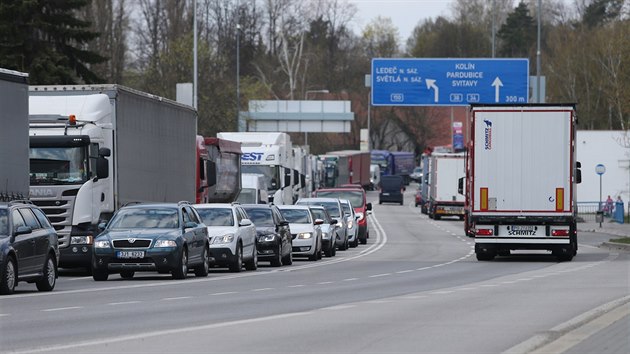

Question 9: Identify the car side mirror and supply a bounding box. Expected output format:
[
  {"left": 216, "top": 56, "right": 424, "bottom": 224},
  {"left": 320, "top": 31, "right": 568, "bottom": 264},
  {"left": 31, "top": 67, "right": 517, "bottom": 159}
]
[
  {"left": 98, "top": 222, "right": 107, "bottom": 231},
  {"left": 330, "top": 219, "right": 338, "bottom": 225},
  {"left": 279, "top": 220, "right": 289, "bottom": 227},
  {"left": 366, "top": 203, "right": 372, "bottom": 211},
  {"left": 14, "top": 225, "right": 32, "bottom": 236},
  {"left": 239, "top": 219, "right": 252, "bottom": 226},
  {"left": 314, "top": 218, "right": 324, "bottom": 225},
  {"left": 184, "top": 221, "right": 197, "bottom": 229}
]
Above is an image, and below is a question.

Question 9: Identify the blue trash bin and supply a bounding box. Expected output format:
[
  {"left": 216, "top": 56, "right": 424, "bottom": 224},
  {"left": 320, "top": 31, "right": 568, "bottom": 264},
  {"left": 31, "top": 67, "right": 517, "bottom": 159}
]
[{"left": 613, "top": 201, "right": 624, "bottom": 223}]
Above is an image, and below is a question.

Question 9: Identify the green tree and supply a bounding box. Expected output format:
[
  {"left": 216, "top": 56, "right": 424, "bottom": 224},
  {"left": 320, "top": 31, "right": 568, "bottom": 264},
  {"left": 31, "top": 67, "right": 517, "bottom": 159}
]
[
  {"left": 0, "top": 0, "right": 106, "bottom": 84},
  {"left": 497, "top": 1, "right": 535, "bottom": 58}
]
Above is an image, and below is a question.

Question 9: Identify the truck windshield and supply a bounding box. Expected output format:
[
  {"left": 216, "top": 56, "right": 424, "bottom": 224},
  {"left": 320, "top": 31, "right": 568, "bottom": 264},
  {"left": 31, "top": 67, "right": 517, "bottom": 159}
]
[
  {"left": 241, "top": 165, "right": 279, "bottom": 191},
  {"left": 236, "top": 188, "right": 257, "bottom": 204},
  {"left": 29, "top": 146, "right": 90, "bottom": 185},
  {"left": 371, "top": 155, "right": 388, "bottom": 171}
]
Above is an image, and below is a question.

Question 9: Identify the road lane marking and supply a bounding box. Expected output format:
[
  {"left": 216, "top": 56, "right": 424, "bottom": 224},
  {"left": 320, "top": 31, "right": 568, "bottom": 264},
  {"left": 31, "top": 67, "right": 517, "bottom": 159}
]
[
  {"left": 0, "top": 314, "right": 10, "bottom": 317},
  {"left": 107, "top": 301, "right": 141, "bottom": 306},
  {"left": 321, "top": 305, "right": 356, "bottom": 311},
  {"left": 251, "top": 288, "right": 273, "bottom": 292},
  {"left": 369, "top": 273, "right": 390, "bottom": 278},
  {"left": 396, "top": 270, "right": 414, "bottom": 274},
  {"left": 287, "top": 285, "right": 305, "bottom": 288},
  {"left": 317, "top": 281, "right": 333, "bottom": 285},
  {"left": 343, "top": 278, "right": 358, "bottom": 282},
  {"left": 10, "top": 311, "right": 314, "bottom": 354},
  {"left": 161, "top": 296, "right": 192, "bottom": 301},
  {"left": 431, "top": 291, "right": 454, "bottom": 295},
  {"left": 41, "top": 306, "right": 82, "bottom": 312},
  {"left": 209, "top": 291, "right": 237, "bottom": 296}
]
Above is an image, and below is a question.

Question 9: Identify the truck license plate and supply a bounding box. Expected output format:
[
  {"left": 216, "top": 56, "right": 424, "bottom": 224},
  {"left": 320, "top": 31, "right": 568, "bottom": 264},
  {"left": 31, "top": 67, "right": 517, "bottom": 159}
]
[
  {"left": 511, "top": 225, "right": 535, "bottom": 231},
  {"left": 116, "top": 251, "right": 145, "bottom": 259}
]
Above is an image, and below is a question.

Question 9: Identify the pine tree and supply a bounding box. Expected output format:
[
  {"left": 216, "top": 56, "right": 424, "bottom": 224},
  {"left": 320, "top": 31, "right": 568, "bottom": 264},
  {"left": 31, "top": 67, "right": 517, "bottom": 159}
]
[
  {"left": 497, "top": 2, "right": 535, "bottom": 58},
  {"left": 0, "top": 0, "right": 106, "bottom": 84}
]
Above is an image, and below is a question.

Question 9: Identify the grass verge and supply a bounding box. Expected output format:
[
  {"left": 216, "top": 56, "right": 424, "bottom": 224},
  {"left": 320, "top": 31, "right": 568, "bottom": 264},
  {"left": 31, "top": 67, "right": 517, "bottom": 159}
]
[{"left": 609, "top": 237, "right": 630, "bottom": 244}]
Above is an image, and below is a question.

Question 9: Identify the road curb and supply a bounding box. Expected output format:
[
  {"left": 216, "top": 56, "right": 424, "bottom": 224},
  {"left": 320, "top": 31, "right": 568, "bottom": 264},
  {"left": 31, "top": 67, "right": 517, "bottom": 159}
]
[
  {"left": 503, "top": 295, "right": 630, "bottom": 354},
  {"left": 600, "top": 241, "right": 630, "bottom": 253}
]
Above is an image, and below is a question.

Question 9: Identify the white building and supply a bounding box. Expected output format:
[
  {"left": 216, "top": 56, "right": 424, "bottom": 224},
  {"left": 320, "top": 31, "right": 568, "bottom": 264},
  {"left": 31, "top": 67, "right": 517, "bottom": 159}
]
[{"left": 576, "top": 131, "right": 630, "bottom": 203}]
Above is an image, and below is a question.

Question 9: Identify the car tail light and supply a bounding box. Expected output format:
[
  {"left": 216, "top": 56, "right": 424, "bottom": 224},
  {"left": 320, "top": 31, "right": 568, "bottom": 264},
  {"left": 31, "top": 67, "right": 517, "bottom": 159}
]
[
  {"left": 475, "top": 228, "right": 493, "bottom": 236},
  {"left": 552, "top": 229, "right": 569, "bottom": 236}
]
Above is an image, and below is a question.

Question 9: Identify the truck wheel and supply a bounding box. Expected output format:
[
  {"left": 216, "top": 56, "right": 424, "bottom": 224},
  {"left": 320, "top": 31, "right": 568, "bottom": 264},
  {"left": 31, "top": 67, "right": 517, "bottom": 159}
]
[
  {"left": 36, "top": 254, "right": 57, "bottom": 291},
  {"left": 476, "top": 251, "right": 495, "bottom": 261}
]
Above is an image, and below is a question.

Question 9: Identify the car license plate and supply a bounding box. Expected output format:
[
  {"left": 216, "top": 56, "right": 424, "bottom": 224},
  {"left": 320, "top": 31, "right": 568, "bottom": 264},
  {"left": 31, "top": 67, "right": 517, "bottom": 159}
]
[
  {"left": 511, "top": 225, "right": 535, "bottom": 231},
  {"left": 116, "top": 251, "right": 145, "bottom": 259},
  {"left": 382, "top": 192, "right": 390, "bottom": 196}
]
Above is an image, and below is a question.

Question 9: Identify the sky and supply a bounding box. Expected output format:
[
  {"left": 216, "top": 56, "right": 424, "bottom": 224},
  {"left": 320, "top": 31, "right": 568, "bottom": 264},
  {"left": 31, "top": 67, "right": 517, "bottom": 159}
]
[{"left": 349, "top": 0, "right": 454, "bottom": 42}]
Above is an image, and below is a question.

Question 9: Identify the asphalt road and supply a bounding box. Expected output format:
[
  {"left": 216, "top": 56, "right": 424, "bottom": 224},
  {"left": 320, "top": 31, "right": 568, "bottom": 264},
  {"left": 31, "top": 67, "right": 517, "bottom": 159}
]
[{"left": 1, "top": 188, "right": 629, "bottom": 353}]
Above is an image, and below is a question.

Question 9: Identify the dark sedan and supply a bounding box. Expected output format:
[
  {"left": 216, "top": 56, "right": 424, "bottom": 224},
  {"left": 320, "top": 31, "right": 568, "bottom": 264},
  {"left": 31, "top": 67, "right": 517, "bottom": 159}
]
[
  {"left": 91, "top": 202, "right": 209, "bottom": 281},
  {"left": 241, "top": 204, "right": 292, "bottom": 267}
]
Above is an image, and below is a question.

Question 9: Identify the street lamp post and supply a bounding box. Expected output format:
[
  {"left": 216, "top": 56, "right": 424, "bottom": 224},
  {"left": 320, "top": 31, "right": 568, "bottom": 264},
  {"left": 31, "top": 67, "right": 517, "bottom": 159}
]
[
  {"left": 304, "top": 89, "right": 329, "bottom": 145},
  {"left": 236, "top": 23, "right": 241, "bottom": 132}
]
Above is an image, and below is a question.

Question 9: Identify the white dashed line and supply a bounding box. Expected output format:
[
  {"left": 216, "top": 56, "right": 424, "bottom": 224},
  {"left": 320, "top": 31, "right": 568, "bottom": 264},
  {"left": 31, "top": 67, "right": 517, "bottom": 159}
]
[
  {"left": 343, "top": 278, "right": 358, "bottom": 282},
  {"left": 0, "top": 314, "right": 10, "bottom": 317},
  {"left": 431, "top": 291, "right": 454, "bottom": 295},
  {"left": 162, "top": 296, "right": 192, "bottom": 301},
  {"left": 396, "top": 270, "right": 414, "bottom": 274},
  {"left": 108, "top": 301, "right": 141, "bottom": 306},
  {"left": 318, "top": 281, "right": 333, "bottom": 285},
  {"left": 209, "top": 291, "right": 237, "bottom": 296},
  {"left": 369, "top": 273, "right": 391, "bottom": 278},
  {"left": 42, "top": 306, "right": 82, "bottom": 312},
  {"left": 288, "top": 285, "right": 305, "bottom": 288},
  {"left": 252, "top": 288, "right": 273, "bottom": 292},
  {"left": 322, "top": 305, "right": 356, "bottom": 311},
  {"left": 401, "top": 295, "right": 428, "bottom": 300}
]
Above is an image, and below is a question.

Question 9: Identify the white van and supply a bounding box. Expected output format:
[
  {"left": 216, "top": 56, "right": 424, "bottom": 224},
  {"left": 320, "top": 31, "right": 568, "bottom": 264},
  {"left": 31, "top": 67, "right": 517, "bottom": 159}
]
[
  {"left": 369, "top": 164, "right": 381, "bottom": 191},
  {"left": 237, "top": 173, "right": 269, "bottom": 204}
]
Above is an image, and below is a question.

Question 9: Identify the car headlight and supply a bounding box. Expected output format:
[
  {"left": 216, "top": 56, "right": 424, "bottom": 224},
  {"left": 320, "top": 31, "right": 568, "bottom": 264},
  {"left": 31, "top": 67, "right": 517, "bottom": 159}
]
[
  {"left": 71, "top": 236, "right": 93, "bottom": 245},
  {"left": 212, "top": 234, "right": 234, "bottom": 244},
  {"left": 347, "top": 220, "right": 354, "bottom": 229},
  {"left": 321, "top": 232, "right": 330, "bottom": 239},
  {"left": 297, "top": 232, "right": 312, "bottom": 239},
  {"left": 154, "top": 239, "right": 177, "bottom": 248},
  {"left": 94, "top": 240, "right": 111, "bottom": 248},
  {"left": 259, "top": 234, "right": 276, "bottom": 242}
]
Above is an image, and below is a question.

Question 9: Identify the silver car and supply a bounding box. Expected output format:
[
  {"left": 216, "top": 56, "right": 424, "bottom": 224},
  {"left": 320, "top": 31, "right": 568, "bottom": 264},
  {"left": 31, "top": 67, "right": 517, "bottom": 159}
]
[
  {"left": 308, "top": 205, "right": 338, "bottom": 257},
  {"left": 277, "top": 205, "right": 323, "bottom": 261},
  {"left": 194, "top": 203, "right": 257, "bottom": 272},
  {"left": 339, "top": 199, "right": 359, "bottom": 248},
  {"left": 295, "top": 197, "right": 349, "bottom": 251}
]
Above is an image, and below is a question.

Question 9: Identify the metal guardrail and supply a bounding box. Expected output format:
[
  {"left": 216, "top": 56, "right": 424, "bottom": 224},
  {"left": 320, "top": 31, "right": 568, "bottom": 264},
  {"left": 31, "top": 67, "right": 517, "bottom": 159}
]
[{"left": 577, "top": 201, "right": 608, "bottom": 222}]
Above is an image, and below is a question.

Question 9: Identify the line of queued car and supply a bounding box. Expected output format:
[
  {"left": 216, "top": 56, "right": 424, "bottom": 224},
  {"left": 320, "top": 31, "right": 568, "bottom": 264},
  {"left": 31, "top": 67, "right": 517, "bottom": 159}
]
[{"left": 0, "top": 186, "right": 373, "bottom": 293}]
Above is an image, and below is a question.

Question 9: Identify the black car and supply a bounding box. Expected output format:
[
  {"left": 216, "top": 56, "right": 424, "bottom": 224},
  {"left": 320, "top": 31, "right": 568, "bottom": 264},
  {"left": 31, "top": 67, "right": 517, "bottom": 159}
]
[
  {"left": 0, "top": 201, "right": 59, "bottom": 295},
  {"left": 241, "top": 204, "right": 292, "bottom": 267},
  {"left": 92, "top": 202, "right": 210, "bottom": 281}
]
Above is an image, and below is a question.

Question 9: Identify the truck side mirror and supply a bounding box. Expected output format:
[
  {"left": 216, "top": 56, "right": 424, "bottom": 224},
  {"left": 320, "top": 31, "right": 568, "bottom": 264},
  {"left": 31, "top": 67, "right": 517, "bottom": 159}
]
[
  {"left": 576, "top": 162, "right": 582, "bottom": 184},
  {"left": 458, "top": 177, "right": 464, "bottom": 195},
  {"left": 99, "top": 147, "right": 111, "bottom": 157},
  {"left": 96, "top": 156, "right": 109, "bottom": 179},
  {"left": 284, "top": 174, "right": 291, "bottom": 187}
]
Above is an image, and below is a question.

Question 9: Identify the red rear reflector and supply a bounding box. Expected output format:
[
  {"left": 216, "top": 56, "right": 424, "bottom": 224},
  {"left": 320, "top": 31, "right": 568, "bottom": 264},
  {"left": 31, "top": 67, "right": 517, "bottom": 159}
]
[
  {"left": 552, "top": 229, "right": 569, "bottom": 236},
  {"left": 475, "top": 229, "right": 493, "bottom": 236}
]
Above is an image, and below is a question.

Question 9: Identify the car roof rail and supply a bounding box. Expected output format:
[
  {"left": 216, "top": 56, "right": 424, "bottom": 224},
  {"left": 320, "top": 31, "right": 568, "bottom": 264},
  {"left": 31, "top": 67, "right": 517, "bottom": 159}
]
[
  {"left": 177, "top": 200, "right": 192, "bottom": 206},
  {"left": 231, "top": 201, "right": 241, "bottom": 205},
  {"left": 122, "top": 201, "right": 143, "bottom": 207}
]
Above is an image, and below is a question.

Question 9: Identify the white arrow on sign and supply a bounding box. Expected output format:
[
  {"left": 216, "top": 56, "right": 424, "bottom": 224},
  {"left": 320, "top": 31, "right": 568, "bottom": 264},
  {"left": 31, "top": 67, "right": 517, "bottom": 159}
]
[
  {"left": 425, "top": 79, "right": 439, "bottom": 103},
  {"left": 492, "top": 77, "right": 503, "bottom": 102}
]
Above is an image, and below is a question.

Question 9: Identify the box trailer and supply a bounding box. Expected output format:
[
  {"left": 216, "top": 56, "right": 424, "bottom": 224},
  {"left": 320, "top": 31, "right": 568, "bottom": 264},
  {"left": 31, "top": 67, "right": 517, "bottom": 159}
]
[
  {"left": 427, "top": 152, "right": 465, "bottom": 220},
  {"left": 28, "top": 85, "right": 197, "bottom": 268},
  {"left": 327, "top": 150, "right": 371, "bottom": 189},
  {"left": 0, "top": 69, "right": 29, "bottom": 201},
  {"left": 465, "top": 104, "right": 581, "bottom": 261}
]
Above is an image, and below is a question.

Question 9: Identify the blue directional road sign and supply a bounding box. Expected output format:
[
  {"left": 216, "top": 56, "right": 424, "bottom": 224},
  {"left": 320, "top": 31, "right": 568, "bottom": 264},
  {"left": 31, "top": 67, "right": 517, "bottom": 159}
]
[{"left": 371, "top": 58, "right": 529, "bottom": 106}]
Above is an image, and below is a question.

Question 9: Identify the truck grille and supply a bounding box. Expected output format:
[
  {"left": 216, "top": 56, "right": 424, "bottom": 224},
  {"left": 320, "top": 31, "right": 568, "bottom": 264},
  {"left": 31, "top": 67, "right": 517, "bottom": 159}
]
[
  {"left": 31, "top": 190, "right": 77, "bottom": 248},
  {"left": 113, "top": 239, "right": 152, "bottom": 248}
]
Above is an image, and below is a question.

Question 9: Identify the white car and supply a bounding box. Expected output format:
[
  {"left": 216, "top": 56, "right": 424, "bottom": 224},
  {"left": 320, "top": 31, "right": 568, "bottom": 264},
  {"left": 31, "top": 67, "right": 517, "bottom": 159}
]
[
  {"left": 194, "top": 203, "right": 257, "bottom": 272},
  {"left": 340, "top": 199, "right": 359, "bottom": 248},
  {"left": 277, "top": 205, "right": 323, "bottom": 261}
]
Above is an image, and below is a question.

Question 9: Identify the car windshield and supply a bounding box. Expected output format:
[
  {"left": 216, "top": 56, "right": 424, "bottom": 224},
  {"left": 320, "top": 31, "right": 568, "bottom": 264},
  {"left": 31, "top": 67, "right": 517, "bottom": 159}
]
[
  {"left": 108, "top": 208, "right": 179, "bottom": 229},
  {"left": 298, "top": 201, "right": 340, "bottom": 218},
  {"left": 279, "top": 209, "right": 311, "bottom": 224},
  {"left": 316, "top": 191, "right": 363, "bottom": 208},
  {"left": 341, "top": 203, "right": 352, "bottom": 215},
  {"left": 196, "top": 208, "right": 234, "bottom": 226},
  {"left": 310, "top": 208, "right": 328, "bottom": 222},
  {"left": 243, "top": 208, "right": 274, "bottom": 227},
  {"left": 0, "top": 209, "right": 8, "bottom": 236}
]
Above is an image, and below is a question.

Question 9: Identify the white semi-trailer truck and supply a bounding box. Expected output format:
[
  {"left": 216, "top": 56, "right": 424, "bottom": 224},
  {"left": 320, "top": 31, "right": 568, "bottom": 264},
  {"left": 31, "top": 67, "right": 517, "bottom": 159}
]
[
  {"left": 28, "top": 85, "right": 197, "bottom": 269},
  {"left": 427, "top": 152, "right": 465, "bottom": 220},
  {"left": 0, "top": 69, "right": 29, "bottom": 201},
  {"left": 217, "top": 132, "right": 295, "bottom": 205},
  {"left": 465, "top": 104, "right": 581, "bottom": 261}
]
